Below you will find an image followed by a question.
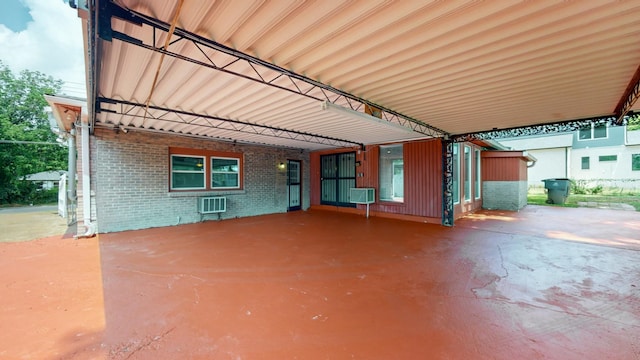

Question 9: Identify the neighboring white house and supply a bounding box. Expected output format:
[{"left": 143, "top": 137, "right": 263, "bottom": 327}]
[
  {"left": 499, "top": 125, "right": 640, "bottom": 190},
  {"left": 24, "top": 170, "right": 66, "bottom": 190}
]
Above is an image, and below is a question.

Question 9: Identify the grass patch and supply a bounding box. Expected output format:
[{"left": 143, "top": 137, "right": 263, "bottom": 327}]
[
  {"left": 528, "top": 193, "right": 640, "bottom": 211},
  {"left": 527, "top": 194, "right": 577, "bottom": 208}
]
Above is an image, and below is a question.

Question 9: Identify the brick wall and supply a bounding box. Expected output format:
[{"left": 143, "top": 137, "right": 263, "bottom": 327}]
[
  {"left": 482, "top": 181, "right": 528, "bottom": 211},
  {"left": 88, "top": 128, "right": 309, "bottom": 233}
]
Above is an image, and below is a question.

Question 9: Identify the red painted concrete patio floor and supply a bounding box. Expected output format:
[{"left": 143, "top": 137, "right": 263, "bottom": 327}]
[{"left": 1, "top": 206, "right": 639, "bottom": 359}]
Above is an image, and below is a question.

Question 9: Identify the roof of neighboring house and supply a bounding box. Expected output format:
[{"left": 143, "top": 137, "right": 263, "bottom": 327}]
[
  {"left": 24, "top": 170, "right": 66, "bottom": 181},
  {"left": 497, "top": 133, "right": 574, "bottom": 151},
  {"left": 44, "top": 95, "right": 87, "bottom": 133},
  {"left": 471, "top": 139, "right": 510, "bottom": 151},
  {"left": 482, "top": 150, "right": 537, "bottom": 163}
]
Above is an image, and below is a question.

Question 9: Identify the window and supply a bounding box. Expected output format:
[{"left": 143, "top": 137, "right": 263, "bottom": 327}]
[
  {"left": 632, "top": 154, "right": 640, "bottom": 171},
  {"left": 211, "top": 157, "right": 240, "bottom": 189},
  {"left": 578, "top": 124, "right": 607, "bottom": 140},
  {"left": 453, "top": 144, "right": 460, "bottom": 204},
  {"left": 379, "top": 144, "right": 403, "bottom": 202},
  {"left": 599, "top": 155, "right": 617, "bottom": 162},
  {"left": 170, "top": 147, "right": 242, "bottom": 191},
  {"left": 581, "top": 156, "right": 590, "bottom": 170},
  {"left": 464, "top": 145, "right": 471, "bottom": 201},
  {"left": 474, "top": 149, "right": 481, "bottom": 199},
  {"left": 171, "top": 155, "right": 206, "bottom": 190}
]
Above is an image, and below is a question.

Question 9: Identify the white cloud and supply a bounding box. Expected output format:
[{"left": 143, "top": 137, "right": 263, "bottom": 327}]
[{"left": 0, "top": 0, "right": 86, "bottom": 98}]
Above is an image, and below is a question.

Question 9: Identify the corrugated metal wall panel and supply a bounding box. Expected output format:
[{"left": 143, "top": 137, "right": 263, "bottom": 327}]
[
  {"left": 310, "top": 152, "right": 321, "bottom": 205},
  {"left": 482, "top": 157, "right": 524, "bottom": 181},
  {"left": 330, "top": 139, "right": 443, "bottom": 218},
  {"left": 312, "top": 140, "right": 496, "bottom": 220},
  {"left": 358, "top": 146, "right": 378, "bottom": 189},
  {"left": 404, "top": 140, "right": 442, "bottom": 217}
]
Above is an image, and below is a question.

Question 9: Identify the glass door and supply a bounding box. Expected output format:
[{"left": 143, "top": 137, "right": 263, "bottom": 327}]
[
  {"left": 287, "top": 160, "right": 301, "bottom": 211},
  {"left": 320, "top": 152, "right": 356, "bottom": 207}
]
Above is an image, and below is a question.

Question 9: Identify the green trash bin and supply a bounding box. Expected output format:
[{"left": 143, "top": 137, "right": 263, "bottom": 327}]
[{"left": 542, "top": 178, "right": 570, "bottom": 204}]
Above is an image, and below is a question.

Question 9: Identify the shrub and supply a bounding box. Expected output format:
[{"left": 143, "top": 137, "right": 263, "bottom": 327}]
[
  {"left": 570, "top": 179, "right": 588, "bottom": 195},
  {"left": 589, "top": 185, "right": 603, "bottom": 195}
]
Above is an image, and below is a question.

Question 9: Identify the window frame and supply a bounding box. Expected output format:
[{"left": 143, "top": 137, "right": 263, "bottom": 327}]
[
  {"left": 169, "top": 147, "right": 243, "bottom": 192},
  {"left": 474, "top": 149, "right": 481, "bottom": 200},
  {"left": 578, "top": 124, "right": 608, "bottom": 141},
  {"left": 379, "top": 144, "right": 404, "bottom": 203},
  {"left": 211, "top": 156, "right": 241, "bottom": 190},
  {"left": 453, "top": 144, "right": 460, "bottom": 204},
  {"left": 464, "top": 145, "right": 471, "bottom": 201},
  {"left": 170, "top": 154, "right": 207, "bottom": 191},
  {"left": 632, "top": 154, "right": 640, "bottom": 171},
  {"left": 581, "top": 156, "right": 590, "bottom": 170},
  {"left": 598, "top": 155, "right": 617, "bottom": 162}
]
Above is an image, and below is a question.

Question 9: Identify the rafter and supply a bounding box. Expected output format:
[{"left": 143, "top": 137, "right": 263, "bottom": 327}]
[{"left": 96, "top": 97, "right": 362, "bottom": 149}]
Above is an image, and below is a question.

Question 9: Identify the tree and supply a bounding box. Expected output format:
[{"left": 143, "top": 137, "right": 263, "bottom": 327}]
[
  {"left": 628, "top": 113, "right": 640, "bottom": 131},
  {"left": 0, "top": 61, "right": 67, "bottom": 204}
]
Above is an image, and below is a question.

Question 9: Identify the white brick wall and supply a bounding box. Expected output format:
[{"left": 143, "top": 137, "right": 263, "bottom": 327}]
[{"left": 88, "top": 128, "right": 309, "bottom": 233}]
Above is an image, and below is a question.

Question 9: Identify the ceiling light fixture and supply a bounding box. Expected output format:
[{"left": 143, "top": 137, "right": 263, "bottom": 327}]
[{"left": 320, "top": 101, "right": 415, "bottom": 133}]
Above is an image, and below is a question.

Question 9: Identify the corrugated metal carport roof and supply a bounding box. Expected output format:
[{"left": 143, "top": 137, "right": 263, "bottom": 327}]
[{"left": 88, "top": 0, "right": 640, "bottom": 150}]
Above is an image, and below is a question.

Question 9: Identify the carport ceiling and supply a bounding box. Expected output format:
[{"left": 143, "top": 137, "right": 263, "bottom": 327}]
[{"left": 91, "top": 0, "right": 640, "bottom": 150}]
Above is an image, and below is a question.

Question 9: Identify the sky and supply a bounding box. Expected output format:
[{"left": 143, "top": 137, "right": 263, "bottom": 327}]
[{"left": 0, "top": 0, "right": 86, "bottom": 98}]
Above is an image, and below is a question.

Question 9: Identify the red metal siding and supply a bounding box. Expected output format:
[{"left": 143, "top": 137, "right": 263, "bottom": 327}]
[
  {"left": 311, "top": 141, "right": 491, "bottom": 221},
  {"left": 518, "top": 160, "right": 527, "bottom": 181},
  {"left": 404, "top": 140, "right": 442, "bottom": 217},
  {"left": 361, "top": 140, "right": 442, "bottom": 218},
  {"left": 482, "top": 152, "right": 529, "bottom": 181},
  {"left": 310, "top": 152, "right": 321, "bottom": 205}
]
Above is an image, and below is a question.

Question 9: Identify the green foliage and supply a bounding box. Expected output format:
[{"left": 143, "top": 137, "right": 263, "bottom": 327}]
[
  {"left": 0, "top": 61, "right": 67, "bottom": 204},
  {"left": 570, "top": 179, "right": 588, "bottom": 195},
  {"left": 589, "top": 184, "right": 603, "bottom": 195},
  {"left": 571, "top": 179, "right": 603, "bottom": 195},
  {"left": 629, "top": 114, "right": 640, "bottom": 131}
]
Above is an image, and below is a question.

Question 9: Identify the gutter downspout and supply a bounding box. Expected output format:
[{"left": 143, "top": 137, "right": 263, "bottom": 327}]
[
  {"left": 76, "top": 120, "right": 96, "bottom": 239},
  {"left": 67, "top": 127, "right": 77, "bottom": 209}
]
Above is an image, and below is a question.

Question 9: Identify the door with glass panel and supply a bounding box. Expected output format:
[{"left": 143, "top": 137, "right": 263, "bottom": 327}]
[
  {"left": 320, "top": 152, "right": 356, "bottom": 207},
  {"left": 287, "top": 160, "right": 301, "bottom": 211}
]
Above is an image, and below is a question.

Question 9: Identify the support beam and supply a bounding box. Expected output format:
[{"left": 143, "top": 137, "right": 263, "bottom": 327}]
[
  {"left": 96, "top": 97, "right": 362, "bottom": 149},
  {"left": 441, "top": 139, "right": 454, "bottom": 227},
  {"left": 614, "top": 63, "right": 640, "bottom": 125},
  {"left": 96, "top": 1, "right": 447, "bottom": 139}
]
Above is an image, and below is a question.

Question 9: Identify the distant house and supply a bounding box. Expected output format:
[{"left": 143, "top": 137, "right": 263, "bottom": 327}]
[
  {"left": 499, "top": 125, "right": 640, "bottom": 190},
  {"left": 24, "top": 170, "right": 66, "bottom": 190}
]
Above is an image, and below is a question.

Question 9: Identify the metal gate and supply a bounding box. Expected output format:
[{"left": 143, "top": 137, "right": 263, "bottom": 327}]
[{"left": 320, "top": 152, "right": 356, "bottom": 207}]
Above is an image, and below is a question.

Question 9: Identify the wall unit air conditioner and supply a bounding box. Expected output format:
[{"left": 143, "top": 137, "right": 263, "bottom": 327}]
[
  {"left": 199, "top": 196, "right": 226, "bottom": 214},
  {"left": 349, "top": 188, "right": 375, "bottom": 218},
  {"left": 350, "top": 188, "right": 375, "bottom": 204}
]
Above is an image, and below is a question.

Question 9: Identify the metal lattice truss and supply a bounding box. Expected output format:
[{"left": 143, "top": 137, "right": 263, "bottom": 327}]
[
  {"left": 615, "top": 64, "right": 640, "bottom": 125},
  {"left": 96, "top": 2, "right": 447, "bottom": 141},
  {"left": 451, "top": 116, "right": 629, "bottom": 143},
  {"left": 97, "top": 97, "right": 363, "bottom": 148},
  {"left": 441, "top": 140, "right": 454, "bottom": 227}
]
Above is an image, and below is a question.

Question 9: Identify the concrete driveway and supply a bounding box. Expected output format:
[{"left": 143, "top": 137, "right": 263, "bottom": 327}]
[
  {"left": 0, "top": 206, "right": 638, "bottom": 359},
  {"left": 0, "top": 205, "right": 70, "bottom": 242}
]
